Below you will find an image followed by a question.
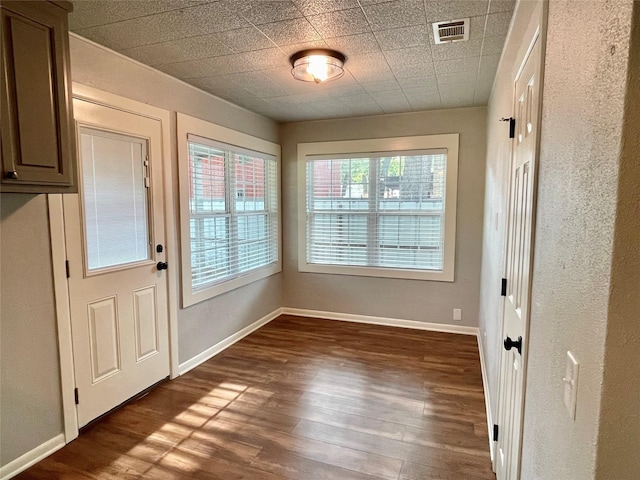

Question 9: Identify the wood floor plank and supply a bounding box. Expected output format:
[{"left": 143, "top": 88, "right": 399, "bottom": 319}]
[
  {"left": 265, "top": 401, "right": 408, "bottom": 441},
  {"left": 201, "top": 417, "right": 404, "bottom": 479},
  {"left": 302, "top": 380, "right": 427, "bottom": 415},
  {"left": 28, "top": 438, "right": 156, "bottom": 480},
  {"left": 208, "top": 398, "right": 304, "bottom": 433},
  {"left": 10, "top": 461, "right": 95, "bottom": 480},
  {"left": 79, "top": 424, "right": 174, "bottom": 465},
  {"left": 98, "top": 408, "right": 193, "bottom": 446},
  {"left": 14, "top": 315, "right": 495, "bottom": 480},
  {"left": 400, "top": 457, "right": 496, "bottom": 480},
  {"left": 251, "top": 445, "right": 388, "bottom": 480},
  {"left": 402, "top": 423, "right": 489, "bottom": 455},
  {"left": 157, "top": 447, "right": 287, "bottom": 480}
]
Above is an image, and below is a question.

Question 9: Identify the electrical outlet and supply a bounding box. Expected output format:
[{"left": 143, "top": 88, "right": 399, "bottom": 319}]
[
  {"left": 563, "top": 351, "right": 579, "bottom": 420},
  {"left": 453, "top": 308, "right": 462, "bottom": 321}
]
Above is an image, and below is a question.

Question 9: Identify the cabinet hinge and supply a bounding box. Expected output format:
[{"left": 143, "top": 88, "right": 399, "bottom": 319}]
[
  {"left": 66, "top": 260, "right": 70, "bottom": 278},
  {"left": 493, "top": 424, "right": 499, "bottom": 442},
  {"left": 74, "top": 388, "right": 79, "bottom": 405},
  {"left": 501, "top": 278, "right": 507, "bottom": 296}
]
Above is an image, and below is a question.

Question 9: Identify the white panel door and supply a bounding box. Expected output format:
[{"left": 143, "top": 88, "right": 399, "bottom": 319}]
[
  {"left": 496, "top": 36, "right": 541, "bottom": 480},
  {"left": 65, "top": 98, "right": 170, "bottom": 427}
]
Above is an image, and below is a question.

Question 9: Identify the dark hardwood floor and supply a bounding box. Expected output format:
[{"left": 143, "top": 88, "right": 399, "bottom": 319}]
[{"left": 15, "top": 315, "right": 495, "bottom": 480}]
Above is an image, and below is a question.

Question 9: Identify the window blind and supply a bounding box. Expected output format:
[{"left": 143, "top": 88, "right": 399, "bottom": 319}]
[
  {"left": 188, "top": 137, "right": 278, "bottom": 291},
  {"left": 80, "top": 128, "right": 150, "bottom": 271},
  {"left": 306, "top": 152, "right": 447, "bottom": 272}
]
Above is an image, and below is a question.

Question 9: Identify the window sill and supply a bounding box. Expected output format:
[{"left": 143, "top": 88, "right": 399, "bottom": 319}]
[{"left": 298, "top": 262, "right": 454, "bottom": 282}]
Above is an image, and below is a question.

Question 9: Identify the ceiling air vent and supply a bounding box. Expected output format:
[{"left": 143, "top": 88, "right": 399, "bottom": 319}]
[{"left": 432, "top": 18, "right": 470, "bottom": 44}]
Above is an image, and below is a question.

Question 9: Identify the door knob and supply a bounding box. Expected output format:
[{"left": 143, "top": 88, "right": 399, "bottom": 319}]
[
  {"left": 156, "top": 261, "right": 168, "bottom": 271},
  {"left": 504, "top": 335, "right": 522, "bottom": 355}
]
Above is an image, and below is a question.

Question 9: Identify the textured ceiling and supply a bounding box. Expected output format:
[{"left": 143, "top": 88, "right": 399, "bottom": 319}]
[{"left": 69, "top": 0, "right": 514, "bottom": 122}]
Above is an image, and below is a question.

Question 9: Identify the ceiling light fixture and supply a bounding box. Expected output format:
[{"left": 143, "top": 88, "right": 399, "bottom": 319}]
[{"left": 289, "top": 49, "right": 346, "bottom": 84}]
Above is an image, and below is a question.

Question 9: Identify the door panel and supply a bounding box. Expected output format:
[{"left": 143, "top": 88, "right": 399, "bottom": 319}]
[
  {"left": 496, "top": 36, "right": 541, "bottom": 480},
  {"left": 66, "top": 98, "right": 169, "bottom": 427},
  {"left": 87, "top": 296, "right": 120, "bottom": 382},
  {"left": 133, "top": 286, "right": 159, "bottom": 361}
]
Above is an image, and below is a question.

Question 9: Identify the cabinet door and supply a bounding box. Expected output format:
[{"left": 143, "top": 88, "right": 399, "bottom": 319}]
[{"left": 1, "top": 1, "right": 76, "bottom": 192}]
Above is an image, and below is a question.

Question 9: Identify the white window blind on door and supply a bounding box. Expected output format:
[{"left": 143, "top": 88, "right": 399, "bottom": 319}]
[
  {"left": 80, "top": 127, "right": 151, "bottom": 272},
  {"left": 306, "top": 150, "right": 447, "bottom": 272},
  {"left": 188, "top": 135, "right": 278, "bottom": 291}
]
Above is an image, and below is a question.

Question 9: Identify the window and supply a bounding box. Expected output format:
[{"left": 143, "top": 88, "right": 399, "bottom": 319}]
[
  {"left": 79, "top": 128, "right": 150, "bottom": 272},
  {"left": 178, "top": 113, "right": 280, "bottom": 306},
  {"left": 298, "top": 134, "right": 458, "bottom": 281}
]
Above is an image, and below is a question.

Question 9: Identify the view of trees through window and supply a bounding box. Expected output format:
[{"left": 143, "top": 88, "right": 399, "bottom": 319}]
[{"left": 336, "top": 156, "right": 443, "bottom": 200}]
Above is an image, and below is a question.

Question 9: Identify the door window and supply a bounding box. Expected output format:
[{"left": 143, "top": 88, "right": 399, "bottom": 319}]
[{"left": 79, "top": 127, "right": 151, "bottom": 272}]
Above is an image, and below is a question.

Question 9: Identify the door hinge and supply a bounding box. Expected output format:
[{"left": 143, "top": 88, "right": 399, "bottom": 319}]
[
  {"left": 499, "top": 117, "right": 516, "bottom": 139},
  {"left": 493, "top": 424, "right": 499, "bottom": 442},
  {"left": 66, "top": 260, "right": 70, "bottom": 278},
  {"left": 74, "top": 388, "right": 79, "bottom": 405},
  {"left": 501, "top": 278, "right": 507, "bottom": 296}
]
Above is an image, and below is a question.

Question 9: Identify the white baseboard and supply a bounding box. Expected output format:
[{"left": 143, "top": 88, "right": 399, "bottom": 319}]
[
  {"left": 477, "top": 331, "right": 495, "bottom": 465},
  {"left": 281, "top": 307, "right": 479, "bottom": 336},
  {"left": 0, "top": 434, "right": 65, "bottom": 480},
  {"left": 179, "top": 307, "right": 478, "bottom": 376},
  {"left": 178, "top": 308, "right": 283, "bottom": 375}
]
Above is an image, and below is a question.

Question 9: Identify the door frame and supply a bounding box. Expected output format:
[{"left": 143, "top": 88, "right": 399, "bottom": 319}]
[
  {"left": 494, "top": 2, "right": 547, "bottom": 475},
  {"left": 49, "top": 83, "right": 179, "bottom": 443}
]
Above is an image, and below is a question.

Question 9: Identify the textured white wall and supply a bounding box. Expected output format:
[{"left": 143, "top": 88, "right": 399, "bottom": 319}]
[
  {"left": 521, "top": 1, "right": 635, "bottom": 479},
  {"left": 280, "top": 107, "right": 487, "bottom": 327},
  {"left": 594, "top": 2, "right": 639, "bottom": 478}
]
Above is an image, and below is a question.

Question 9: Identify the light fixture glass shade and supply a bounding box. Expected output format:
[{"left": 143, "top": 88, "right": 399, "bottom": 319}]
[{"left": 290, "top": 49, "right": 346, "bottom": 84}]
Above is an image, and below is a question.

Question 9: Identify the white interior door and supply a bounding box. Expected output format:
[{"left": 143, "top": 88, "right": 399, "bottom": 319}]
[
  {"left": 495, "top": 36, "right": 541, "bottom": 480},
  {"left": 65, "top": 98, "right": 170, "bottom": 427}
]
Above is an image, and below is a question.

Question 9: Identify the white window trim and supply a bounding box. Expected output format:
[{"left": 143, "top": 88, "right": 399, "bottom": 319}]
[
  {"left": 297, "top": 134, "right": 459, "bottom": 282},
  {"left": 177, "top": 113, "right": 281, "bottom": 307}
]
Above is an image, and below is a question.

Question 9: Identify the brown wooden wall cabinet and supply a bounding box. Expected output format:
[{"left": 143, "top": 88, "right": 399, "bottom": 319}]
[{"left": 0, "top": 0, "right": 77, "bottom": 193}]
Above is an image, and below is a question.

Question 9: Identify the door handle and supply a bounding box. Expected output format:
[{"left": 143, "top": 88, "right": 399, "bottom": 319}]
[
  {"left": 156, "top": 261, "right": 168, "bottom": 271},
  {"left": 504, "top": 335, "right": 522, "bottom": 355}
]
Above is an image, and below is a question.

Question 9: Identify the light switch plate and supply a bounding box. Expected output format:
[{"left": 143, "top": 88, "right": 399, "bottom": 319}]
[{"left": 563, "top": 351, "right": 579, "bottom": 420}]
